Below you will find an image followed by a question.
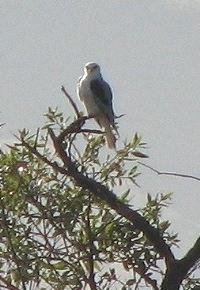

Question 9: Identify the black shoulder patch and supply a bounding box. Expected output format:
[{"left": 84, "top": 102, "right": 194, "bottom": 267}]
[{"left": 90, "top": 79, "right": 110, "bottom": 106}]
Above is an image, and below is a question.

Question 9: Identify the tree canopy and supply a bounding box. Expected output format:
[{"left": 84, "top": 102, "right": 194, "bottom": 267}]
[{"left": 0, "top": 89, "right": 199, "bottom": 290}]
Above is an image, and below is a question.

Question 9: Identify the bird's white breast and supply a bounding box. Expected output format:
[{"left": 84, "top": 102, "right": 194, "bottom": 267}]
[{"left": 78, "top": 75, "right": 101, "bottom": 117}]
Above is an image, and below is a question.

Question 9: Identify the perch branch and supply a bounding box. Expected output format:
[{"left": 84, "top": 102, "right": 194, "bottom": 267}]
[{"left": 56, "top": 116, "right": 98, "bottom": 144}]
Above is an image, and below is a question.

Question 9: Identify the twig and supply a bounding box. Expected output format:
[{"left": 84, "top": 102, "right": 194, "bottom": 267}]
[
  {"left": 86, "top": 193, "right": 97, "bottom": 290},
  {"left": 0, "top": 274, "right": 19, "bottom": 290},
  {"left": 34, "top": 128, "right": 40, "bottom": 149},
  {"left": 61, "top": 86, "right": 80, "bottom": 118},
  {"left": 0, "top": 199, "right": 27, "bottom": 290},
  {"left": 139, "top": 162, "right": 200, "bottom": 183},
  {"left": 133, "top": 265, "right": 159, "bottom": 290},
  {"left": 77, "top": 129, "right": 103, "bottom": 134},
  {"left": 115, "top": 114, "right": 125, "bottom": 119}
]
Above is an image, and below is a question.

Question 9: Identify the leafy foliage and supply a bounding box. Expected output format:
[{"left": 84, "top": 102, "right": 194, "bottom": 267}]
[{"left": 0, "top": 108, "right": 199, "bottom": 290}]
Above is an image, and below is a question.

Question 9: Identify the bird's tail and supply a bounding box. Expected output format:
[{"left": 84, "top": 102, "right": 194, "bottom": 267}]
[
  {"left": 97, "top": 116, "right": 116, "bottom": 149},
  {"left": 104, "top": 123, "right": 116, "bottom": 149}
]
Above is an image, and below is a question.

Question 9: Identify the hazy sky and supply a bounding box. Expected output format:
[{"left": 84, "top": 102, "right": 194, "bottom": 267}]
[{"left": 1, "top": 0, "right": 200, "bottom": 257}]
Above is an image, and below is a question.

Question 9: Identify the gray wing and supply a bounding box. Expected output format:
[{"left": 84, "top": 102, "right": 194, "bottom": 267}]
[{"left": 90, "top": 78, "right": 115, "bottom": 125}]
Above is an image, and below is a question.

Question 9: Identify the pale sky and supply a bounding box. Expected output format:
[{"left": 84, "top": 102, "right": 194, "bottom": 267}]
[{"left": 1, "top": 0, "right": 200, "bottom": 258}]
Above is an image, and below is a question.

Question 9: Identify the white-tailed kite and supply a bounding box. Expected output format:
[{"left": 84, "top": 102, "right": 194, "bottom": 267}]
[{"left": 77, "top": 62, "right": 117, "bottom": 149}]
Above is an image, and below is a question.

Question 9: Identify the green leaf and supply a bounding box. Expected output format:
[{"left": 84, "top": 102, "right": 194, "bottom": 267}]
[
  {"left": 132, "top": 151, "right": 149, "bottom": 158},
  {"left": 126, "top": 279, "right": 136, "bottom": 285}
]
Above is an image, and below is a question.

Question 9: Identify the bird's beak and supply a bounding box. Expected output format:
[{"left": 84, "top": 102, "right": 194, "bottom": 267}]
[
  {"left": 86, "top": 66, "right": 96, "bottom": 73},
  {"left": 85, "top": 67, "right": 90, "bottom": 73},
  {"left": 87, "top": 67, "right": 94, "bottom": 73}
]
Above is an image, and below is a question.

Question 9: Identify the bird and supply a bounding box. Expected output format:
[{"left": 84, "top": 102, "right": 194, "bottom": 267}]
[{"left": 77, "top": 62, "right": 117, "bottom": 149}]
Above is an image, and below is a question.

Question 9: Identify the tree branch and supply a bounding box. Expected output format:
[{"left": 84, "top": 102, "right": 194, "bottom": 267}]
[
  {"left": 0, "top": 199, "right": 26, "bottom": 290},
  {"left": 55, "top": 116, "right": 101, "bottom": 144},
  {"left": 0, "top": 274, "right": 19, "bottom": 290},
  {"left": 20, "top": 131, "right": 175, "bottom": 264},
  {"left": 86, "top": 193, "right": 97, "bottom": 290},
  {"left": 180, "top": 236, "right": 200, "bottom": 274},
  {"left": 133, "top": 265, "right": 159, "bottom": 290},
  {"left": 139, "top": 162, "right": 200, "bottom": 182},
  {"left": 61, "top": 86, "right": 80, "bottom": 118},
  {"left": 161, "top": 236, "right": 200, "bottom": 290}
]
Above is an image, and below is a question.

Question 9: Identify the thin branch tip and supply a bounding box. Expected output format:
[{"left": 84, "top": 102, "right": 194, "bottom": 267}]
[
  {"left": 61, "top": 86, "right": 80, "bottom": 118},
  {"left": 139, "top": 162, "right": 200, "bottom": 183}
]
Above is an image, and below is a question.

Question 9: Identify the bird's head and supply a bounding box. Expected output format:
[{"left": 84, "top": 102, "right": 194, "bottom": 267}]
[{"left": 84, "top": 62, "right": 101, "bottom": 77}]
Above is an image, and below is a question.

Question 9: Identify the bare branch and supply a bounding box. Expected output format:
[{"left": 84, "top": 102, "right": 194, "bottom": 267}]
[
  {"left": 61, "top": 86, "right": 80, "bottom": 118},
  {"left": 34, "top": 127, "right": 40, "bottom": 149},
  {"left": 139, "top": 162, "right": 200, "bottom": 182}
]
